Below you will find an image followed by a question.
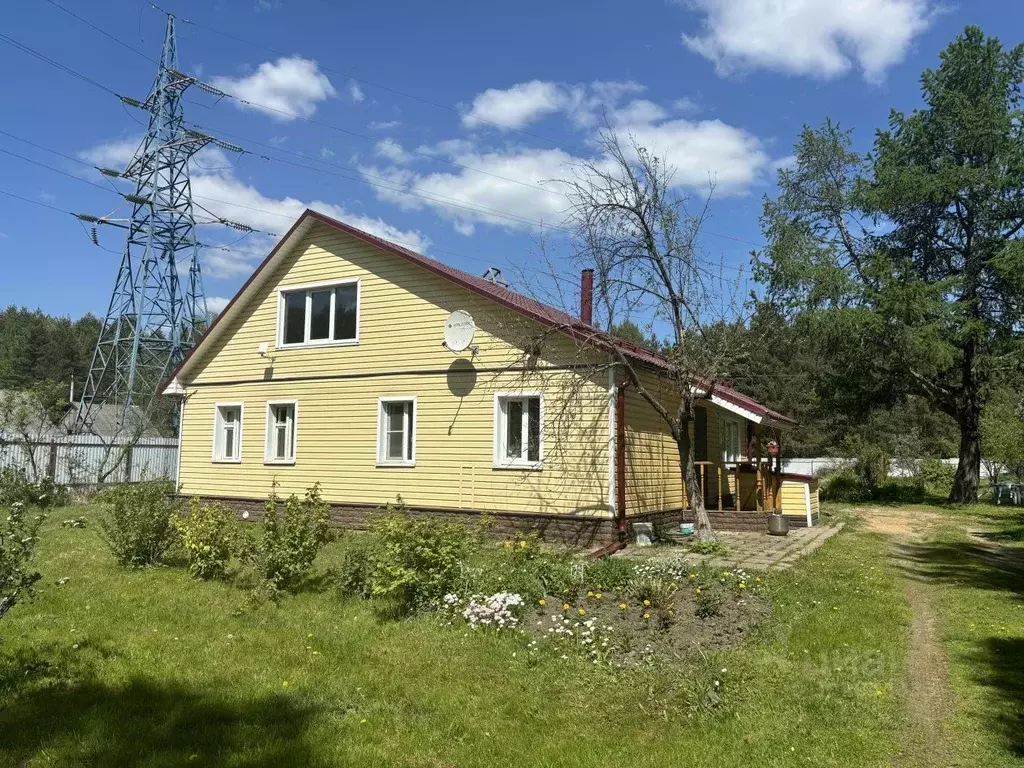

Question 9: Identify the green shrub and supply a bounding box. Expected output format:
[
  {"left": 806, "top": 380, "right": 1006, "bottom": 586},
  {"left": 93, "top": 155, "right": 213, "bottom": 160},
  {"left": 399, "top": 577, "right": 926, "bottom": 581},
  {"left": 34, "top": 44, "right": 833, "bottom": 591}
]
[
  {"left": 370, "top": 500, "right": 471, "bottom": 615},
  {"left": 694, "top": 588, "right": 724, "bottom": 618},
  {"left": 820, "top": 471, "right": 872, "bottom": 503},
  {"left": 626, "top": 569, "right": 678, "bottom": 608},
  {"left": 583, "top": 555, "right": 635, "bottom": 592},
  {"left": 920, "top": 458, "right": 956, "bottom": 498},
  {"left": 174, "top": 499, "right": 238, "bottom": 580},
  {"left": 98, "top": 481, "right": 180, "bottom": 567},
  {"left": 871, "top": 478, "right": 926, "bottom": 504},
  {"left": 0, "top": 501, "right": 45, "bottom": 619},
  {"left": 336, "top": 534, "right": 376, "bottom": 600},
  {"left": 690, "top": 539, "right": 729, "bottom": 556},
  {"left": 243, "top": 483, "right": 331, "bottom": 601},
  {"left": 469, "top": 537, "right": 573, "bottom": 602},
  {"left": 0, "top": 468, "right": 68, "bottom": 509}
]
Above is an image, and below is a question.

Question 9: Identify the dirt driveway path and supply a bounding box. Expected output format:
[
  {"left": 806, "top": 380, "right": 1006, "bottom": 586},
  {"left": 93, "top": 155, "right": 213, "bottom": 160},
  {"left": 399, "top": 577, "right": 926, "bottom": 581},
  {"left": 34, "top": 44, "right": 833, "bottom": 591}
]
[{"left": 862, "top": 507, "right": 955, "bottom": 768}]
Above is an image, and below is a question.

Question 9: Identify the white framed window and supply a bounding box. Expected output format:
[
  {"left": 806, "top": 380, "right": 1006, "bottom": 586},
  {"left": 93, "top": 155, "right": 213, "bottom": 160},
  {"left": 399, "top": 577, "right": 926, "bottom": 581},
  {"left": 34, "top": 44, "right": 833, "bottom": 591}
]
[
  {"left": 720, "top": 418, "right": 742, "bottom": 463},
  {"left": 494, "top": 392, "right": 543, "bottom": 469},
  {"left": 377, "top": 397, "right": 416, "bottom": 467},
  {"left": 277, "top": 279, "right": 359, "bottom": 348},
  {"left": 265, "top": 400, "right": 297, "bottom": 464},
  {"left": 212, "top": 403, "right": 243, "bottom": 463}
]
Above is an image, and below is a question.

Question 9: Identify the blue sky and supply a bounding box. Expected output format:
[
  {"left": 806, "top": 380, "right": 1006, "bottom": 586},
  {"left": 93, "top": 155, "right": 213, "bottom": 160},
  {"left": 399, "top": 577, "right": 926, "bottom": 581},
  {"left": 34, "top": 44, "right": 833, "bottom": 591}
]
[{"left": 1, "top": 0, "right": 1020, "bottom": 323}]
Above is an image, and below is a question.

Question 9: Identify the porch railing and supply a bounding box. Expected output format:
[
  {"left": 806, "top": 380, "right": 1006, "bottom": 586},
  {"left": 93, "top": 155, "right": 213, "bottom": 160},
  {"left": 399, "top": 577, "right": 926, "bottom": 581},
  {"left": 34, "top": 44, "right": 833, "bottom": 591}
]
[{"left": 690, "top": 459, "right": 784, "bottom": 513}]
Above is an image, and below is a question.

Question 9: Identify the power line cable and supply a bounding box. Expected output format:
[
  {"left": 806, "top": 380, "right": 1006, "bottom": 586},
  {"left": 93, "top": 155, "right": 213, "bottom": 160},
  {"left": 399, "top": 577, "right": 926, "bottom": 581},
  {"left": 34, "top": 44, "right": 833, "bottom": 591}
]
[
  {"left": 0, "top": 32, "right": 121, "bottom": 98},
  {"left": 4, "top": 21, "right": 766, "bottom": 251},
  {"left": 43, "top": 0, "right": 158, "bottom": 65},
  {"left": 187, "top": 121, "right": 569, "bottom": 231},
  {"left": 0, "top": 187, "right": 80, "bottom": 216},
  {"left": 145, "top": 0, "right": 582, "bottom": 151}
]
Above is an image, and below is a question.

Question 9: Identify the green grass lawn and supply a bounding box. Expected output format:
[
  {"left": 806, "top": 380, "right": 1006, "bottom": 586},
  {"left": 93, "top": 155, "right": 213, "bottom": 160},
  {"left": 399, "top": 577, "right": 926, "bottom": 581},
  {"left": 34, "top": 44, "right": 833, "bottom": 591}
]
[
  {"left": 1, "top": 506, "right": 912, "bottom": 767},
  {"left": 894, "top": 503, "right": 1024, "bottom": 767}
]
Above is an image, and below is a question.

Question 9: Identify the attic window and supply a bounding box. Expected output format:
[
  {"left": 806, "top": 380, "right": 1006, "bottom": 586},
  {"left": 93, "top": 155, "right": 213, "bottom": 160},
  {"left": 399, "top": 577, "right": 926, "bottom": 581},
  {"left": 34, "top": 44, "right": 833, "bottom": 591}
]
[{"left": 279, "top": 280, "right": 359, "bottom": 347}]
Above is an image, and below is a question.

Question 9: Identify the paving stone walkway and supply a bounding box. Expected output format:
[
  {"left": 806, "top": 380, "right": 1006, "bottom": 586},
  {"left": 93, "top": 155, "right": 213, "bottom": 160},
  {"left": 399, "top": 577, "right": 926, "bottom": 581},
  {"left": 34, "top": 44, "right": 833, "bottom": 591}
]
[{"left": 617, "top": 523, "right": 844, "bottom": 572}]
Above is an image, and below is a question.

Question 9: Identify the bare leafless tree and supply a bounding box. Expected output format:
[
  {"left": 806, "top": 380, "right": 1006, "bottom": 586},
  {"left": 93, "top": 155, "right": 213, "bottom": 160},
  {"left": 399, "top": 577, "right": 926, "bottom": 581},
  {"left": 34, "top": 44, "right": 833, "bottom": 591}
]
[{"left": 561, "top": 130, "right": 747, "bottom": 540}]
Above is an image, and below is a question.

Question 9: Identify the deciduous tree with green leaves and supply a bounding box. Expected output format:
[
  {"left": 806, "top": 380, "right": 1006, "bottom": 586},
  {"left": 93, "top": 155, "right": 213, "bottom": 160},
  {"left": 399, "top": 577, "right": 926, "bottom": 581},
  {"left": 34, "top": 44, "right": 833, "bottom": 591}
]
[
  {"left": 758, "top": 27, "right": 1024, "bottom": 502},
  {"left": 981, "top": 387, "right": 1024, "bottom": 484}
]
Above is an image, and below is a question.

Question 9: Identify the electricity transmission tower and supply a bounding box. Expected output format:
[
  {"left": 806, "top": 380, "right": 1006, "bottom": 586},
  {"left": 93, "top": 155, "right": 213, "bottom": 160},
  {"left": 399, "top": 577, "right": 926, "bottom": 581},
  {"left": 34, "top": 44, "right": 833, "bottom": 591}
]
[{"left": 75, "top": 14, "right": 227, "bottom": 441}]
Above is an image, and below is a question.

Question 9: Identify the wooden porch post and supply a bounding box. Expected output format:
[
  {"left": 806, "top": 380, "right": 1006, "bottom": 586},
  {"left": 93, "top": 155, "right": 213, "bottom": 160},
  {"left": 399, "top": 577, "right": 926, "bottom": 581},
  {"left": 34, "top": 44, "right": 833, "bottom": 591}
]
[
  {"left": 755, "top": 425, "right": 764, "bottom": 512},
  {"left": 717, "top": 464, "right": 723, "bottom": 512}
]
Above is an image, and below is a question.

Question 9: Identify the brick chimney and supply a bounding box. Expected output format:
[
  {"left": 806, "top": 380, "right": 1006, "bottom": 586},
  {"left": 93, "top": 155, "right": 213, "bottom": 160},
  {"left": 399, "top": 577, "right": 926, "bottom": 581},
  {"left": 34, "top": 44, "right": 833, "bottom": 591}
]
[{"left": 580, "top": 268, "right": 594, "bottom": 326}]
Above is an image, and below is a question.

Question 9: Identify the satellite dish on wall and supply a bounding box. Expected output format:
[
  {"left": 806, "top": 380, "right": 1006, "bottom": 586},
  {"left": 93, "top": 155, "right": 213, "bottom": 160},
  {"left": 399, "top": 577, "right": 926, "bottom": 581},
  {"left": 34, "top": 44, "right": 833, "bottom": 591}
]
[{"left": 443, "top": 310, "right": 476, "bottom": 353}]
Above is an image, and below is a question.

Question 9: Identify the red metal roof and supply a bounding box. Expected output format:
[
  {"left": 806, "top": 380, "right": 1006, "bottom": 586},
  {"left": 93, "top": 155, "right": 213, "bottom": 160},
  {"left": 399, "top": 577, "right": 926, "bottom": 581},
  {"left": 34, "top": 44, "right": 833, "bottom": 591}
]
[{"left": 163, "top": 209, "right": 794, "bottom": 426}]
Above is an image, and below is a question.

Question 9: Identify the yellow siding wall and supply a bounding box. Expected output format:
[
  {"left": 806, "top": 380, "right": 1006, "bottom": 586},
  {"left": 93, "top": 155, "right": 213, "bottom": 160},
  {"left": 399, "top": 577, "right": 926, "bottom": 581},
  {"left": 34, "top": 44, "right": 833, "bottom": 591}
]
[
  {"left": 622, "top": 371, "right": 751, "bottom": 515},
  {"left": 779, "top": 480, "right": 811, "bottom": 519},
  {"left": 178, "top": 223, "right": 610, "bottom": 515}
]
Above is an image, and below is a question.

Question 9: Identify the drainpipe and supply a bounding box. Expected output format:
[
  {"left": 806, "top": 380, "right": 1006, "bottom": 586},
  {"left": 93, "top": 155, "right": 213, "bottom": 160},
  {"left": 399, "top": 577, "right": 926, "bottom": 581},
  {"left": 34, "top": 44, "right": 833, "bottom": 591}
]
[{"left": 589, "top": 381, "right": 628, "bottom": 559}]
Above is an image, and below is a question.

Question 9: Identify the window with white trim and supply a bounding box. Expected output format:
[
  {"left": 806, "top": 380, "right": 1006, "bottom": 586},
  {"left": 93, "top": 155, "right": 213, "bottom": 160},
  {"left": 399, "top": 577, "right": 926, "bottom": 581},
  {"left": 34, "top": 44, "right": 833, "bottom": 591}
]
[
  {"left": 720, "top": 418, "right": 741, "bottom": 463},
  {"left": 213, "top": 403, "right": 242, "bottom": 462},
  {"left": 494, "top": 394, "right": 542, "bottom": 468},
  {"left": 279, "top": 280, "right": 359, "bottom": 346},
  {"left": 265, "top": 401, "right": 297, "bottom": 463},
  {"left": 377, "top": 398, "right": 415, "bottom": 466}
]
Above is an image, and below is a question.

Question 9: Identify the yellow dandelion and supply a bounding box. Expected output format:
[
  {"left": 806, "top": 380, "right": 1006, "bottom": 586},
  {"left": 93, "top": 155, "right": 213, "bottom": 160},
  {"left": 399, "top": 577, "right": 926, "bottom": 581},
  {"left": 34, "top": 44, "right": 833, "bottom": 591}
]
[
  {"left": 563, "top": 603, "right": 571, "bottom": 611},
  {"left": 688, "top": 573, "right": 696, "bottom": 579},
  {"left": 696, "top": 588, "right": 702, "bottom": 595},
  {"left": 643, "top": 613, "right": 651, "bottom": 620},
  {"left": 503, "top": 541, "right": 513, "bottom": 549},
  {"left": 282, "top": 681, "right": 289, "bottom": 688},
  {"left": 739, "top": 582, "right": 746, "bottom": 589},
  {"left": 619, "top": 603, "right": 628, "bottom": 610},
  {"left": 587, "top": 591, "right": 594, "bottom": 598},
  {"left": 578, "top": 608, "right": 586, "bottom": 616},
  {"left": 594, "top": 592, "right": 602, "bottom": 599},
  {"left": 538, "top": 599, "right": 546, "bottom": 606},
  {"left": 519, "top": 540, "right": 528, "bottom": 548},
  {"left": 643, "top": 599, "right": 651, "bottom": 607}
]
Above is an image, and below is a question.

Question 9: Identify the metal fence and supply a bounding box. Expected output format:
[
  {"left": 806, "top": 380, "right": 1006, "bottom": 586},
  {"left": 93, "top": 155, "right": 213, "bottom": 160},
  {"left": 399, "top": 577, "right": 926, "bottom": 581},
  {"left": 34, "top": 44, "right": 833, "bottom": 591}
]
[{"left": 0, "top": 435, "right": 178, "bottom": 486}]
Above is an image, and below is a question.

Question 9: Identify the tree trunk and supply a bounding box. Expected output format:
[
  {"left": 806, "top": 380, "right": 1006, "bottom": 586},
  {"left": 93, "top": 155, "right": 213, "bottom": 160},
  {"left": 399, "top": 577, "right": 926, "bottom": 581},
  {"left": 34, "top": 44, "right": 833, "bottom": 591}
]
[
  {"left": 677, "top": 424, "right": 714, "bottom": 542},
  {"left": 950, "top": 401, "right": 982, "bottom": 503}
]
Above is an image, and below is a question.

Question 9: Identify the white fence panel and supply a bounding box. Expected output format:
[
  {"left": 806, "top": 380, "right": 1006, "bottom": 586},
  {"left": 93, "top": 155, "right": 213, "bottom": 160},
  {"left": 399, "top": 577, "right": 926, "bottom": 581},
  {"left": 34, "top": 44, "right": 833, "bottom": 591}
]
[{"left": 0, "top": 435, "right": 178, "bottom": 486}]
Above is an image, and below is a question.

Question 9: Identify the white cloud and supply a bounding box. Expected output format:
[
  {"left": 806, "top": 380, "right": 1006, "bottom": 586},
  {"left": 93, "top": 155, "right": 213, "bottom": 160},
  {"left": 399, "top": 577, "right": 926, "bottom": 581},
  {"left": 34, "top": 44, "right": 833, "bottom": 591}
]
[
  {"left": 681, "top": 0, "right": 933, "bottom": 81},
  {"left": 210, "top": 57, "right": 336, "bottom": 120},
  {"left": 206, "top": 296, "right": 231, "bottom": 314},
  {"left": 190, "top": 172, "right": 430, "bottom": 276},
  {"left": 78, "top": 136, "right": 140, "bottom": 169},
  {"left": 363, "top": 94, "right": 771, "bottom": 234},
  {"left": 611, "top": 117, "right": 769, "bottom": 193},
  {"left": 461, "top": 80, "right": 648, "bottom": 130},
  {"left": 369, "top": 120, "right": 401, "bottom": 130},
  {"left": 320, "top": 147, "right": 335, "bottom": 159},
  {"left": 609, "top": 99, "right": 669, "bottom": 126},
  {"left": 361, "top": 147, "right": 576, "bottom": 235},
  {"left": 374, "top": 140, "right": 413, "bottom": 164},
  {"left": 349, "top": 80, "right": 365, "bottom": 103},
  {"left": 462, "top": 80, "right": 576, "bottom": 130},
  {"left": 78, "top": 135, "right": 429, "bottom": 280}
]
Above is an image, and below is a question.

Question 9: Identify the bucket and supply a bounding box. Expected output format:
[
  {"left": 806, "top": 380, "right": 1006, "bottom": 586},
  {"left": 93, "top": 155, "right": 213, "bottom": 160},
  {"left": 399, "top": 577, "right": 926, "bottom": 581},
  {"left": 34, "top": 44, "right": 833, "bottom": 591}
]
[
  {"left": 767, "top": 513, "right": 790, "bottom": 536},
  {"left": 679, "top": 523, "right": 695, "bottom": 536}
]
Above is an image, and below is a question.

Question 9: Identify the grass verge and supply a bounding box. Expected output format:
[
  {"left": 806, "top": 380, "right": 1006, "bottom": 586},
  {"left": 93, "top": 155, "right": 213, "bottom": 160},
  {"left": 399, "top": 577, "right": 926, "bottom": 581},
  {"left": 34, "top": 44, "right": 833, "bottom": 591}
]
[{"left": 1, "top": 506, "right": 910, "bottom": 767}]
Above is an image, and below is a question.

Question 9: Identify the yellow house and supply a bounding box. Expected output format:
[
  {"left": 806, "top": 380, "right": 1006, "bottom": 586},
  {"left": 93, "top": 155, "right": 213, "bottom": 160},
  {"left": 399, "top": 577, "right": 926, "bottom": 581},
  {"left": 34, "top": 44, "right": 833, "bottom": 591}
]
[{"left": 162, "top": 210, "right": 815, "bottom": 546}]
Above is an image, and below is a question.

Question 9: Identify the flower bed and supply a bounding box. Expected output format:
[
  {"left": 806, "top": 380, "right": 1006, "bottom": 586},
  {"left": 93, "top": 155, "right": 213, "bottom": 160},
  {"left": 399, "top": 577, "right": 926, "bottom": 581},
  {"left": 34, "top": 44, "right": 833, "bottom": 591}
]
[{"left": 439, "top": 552, "right": 770, "bottom": 667}]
